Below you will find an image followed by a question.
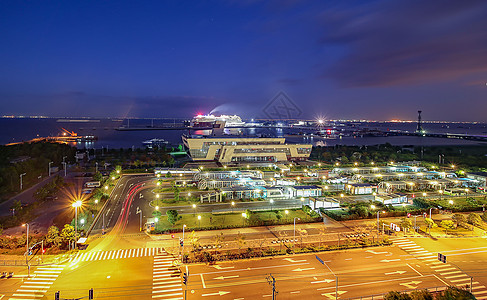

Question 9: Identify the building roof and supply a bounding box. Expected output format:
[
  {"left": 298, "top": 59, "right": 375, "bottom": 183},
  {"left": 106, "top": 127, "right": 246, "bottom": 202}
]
[{"left": 292, "top": 185, "right": 320, "bottom": 190}]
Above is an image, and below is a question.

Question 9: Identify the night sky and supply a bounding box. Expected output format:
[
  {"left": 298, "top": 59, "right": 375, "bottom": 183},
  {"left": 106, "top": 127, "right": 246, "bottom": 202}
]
[{"left": 1, "top": 0, "right": 486, "bottom": 121}]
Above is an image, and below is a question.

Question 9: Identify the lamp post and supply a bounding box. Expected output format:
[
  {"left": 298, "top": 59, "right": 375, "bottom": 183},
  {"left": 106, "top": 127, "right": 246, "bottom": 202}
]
[
  {"left": 181, "top": 224, "right": 187, "bottom": 261},
  {"left": 48, "top": 161, "right": 53, "bottom": 177},
  {"left": 62, "top": 162, "right": 67, "bottom": 176},
  {"left": 72, "top": 200, "right": 82, "bottom": 249},
  {"left": 293, "top": 217, "right": 300, "bottom": 252},
  {"left": 439, "top": 190, "right": 443, "bottom": 201},
  {"left": 429, "top": 207, "right": 433, "bottom": 219},
  {"left": 242, "top": 212, "right": 247, "bottom": 225},
  {"left": 231, "top": 201, "right": 235, "bottom": 213},
  {"left": 95, "top": 162, "right": 98, "bottom": 174},
  {"left": 192, "top": 204, "right": 197, "bottom": 216},
  {"left": 136, "top": 207, "right": 142, "bottom": 231},
  {"left": 465, "top": 188, "right": 469, "bottom": 200},
  {"left": 270, "top": 199, "right": 274, "bottom": 210},
  {"left": 197, "top": 215, "right": 201, "bottom": 227},
  {"left": 22, "top": 223, "right": 30, "bottom": 277},
  {"left": 20, "top": 173, "right": 26, "bottom": 191}
]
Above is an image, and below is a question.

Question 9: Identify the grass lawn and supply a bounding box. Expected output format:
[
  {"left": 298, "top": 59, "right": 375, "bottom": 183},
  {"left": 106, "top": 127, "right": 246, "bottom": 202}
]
[
  {"left": 154, "top": 209, "right": 311, "bottom": 231},
  {"left": 432, "top": 197, "right": 487, "bottom": 210}
]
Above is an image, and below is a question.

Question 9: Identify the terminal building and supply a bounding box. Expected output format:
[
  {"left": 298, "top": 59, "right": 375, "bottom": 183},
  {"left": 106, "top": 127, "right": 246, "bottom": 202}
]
[{"left": 182, "top": 135, "right": 312, "bottom": 163}]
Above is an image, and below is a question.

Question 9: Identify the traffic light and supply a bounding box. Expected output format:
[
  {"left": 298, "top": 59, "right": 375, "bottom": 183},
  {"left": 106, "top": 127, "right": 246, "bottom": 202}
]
[
  {"left": 179, "top": 238, "right": 184, "bottom": 247},
  {"left": 438, "top": 253, "right": 447, "bottom": 263},
  {"left": 89, "top": 288, "right": 94, "bottom": 299},
  {"left": 183, "top": 272, "right": 188, "bottom": 285},
  {"left": 55, "top": 291, "right": 60, "bottom": 300}
]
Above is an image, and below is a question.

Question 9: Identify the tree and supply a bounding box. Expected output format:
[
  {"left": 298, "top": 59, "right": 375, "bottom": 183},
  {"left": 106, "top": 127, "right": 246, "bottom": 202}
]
[
  {"left": 384, "top": 291, "right": 412, "bottom": 300},
  {"left": 410, "top": 290, "right": 433, "bottom": 300},
  {"left": 45, "top": 225, "right": 61, "bottom": 248},
  {"left": 60, "top": 224, "right": 76, "bottom": 247},
  {"left": 275, "top": 210, "right": 283, "bottom": 220},
  {"left": 453, "top": 213, "right": 467, "bottom": 227},
  {"left": 400, "top": 218, "right": 413, "bottom": 231},
  {"left": 423, "top": 218, "right": 437, "bottom": 233},
  {"left": 235, "top": 232, "right": 246, "bottom": 250},
  {"left": 467, "top": 213, "right": 482, "bottom": 227},
  {"left": 212, "top": 232, "right": 224, "bottom": 248},
  {"left": 189, "top": 231, "right": 200, "bottom": 251},
  {"left": 437, "top": 286, "right": 475, "bottom": 300},
  {"left": 440, "top": 220, "right": 456, "bottom": 234},
  {"left": 166, "top": 209, "right": 181, "bottom": 225}
]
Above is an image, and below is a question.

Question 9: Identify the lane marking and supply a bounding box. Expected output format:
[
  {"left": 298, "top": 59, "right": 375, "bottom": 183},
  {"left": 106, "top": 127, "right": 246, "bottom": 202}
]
[
  {"left": 201, "top": 274, "right": 206, "bottom": 288},
  {"left": 407, "top": 264, "right": 423, "bottom": 277}
]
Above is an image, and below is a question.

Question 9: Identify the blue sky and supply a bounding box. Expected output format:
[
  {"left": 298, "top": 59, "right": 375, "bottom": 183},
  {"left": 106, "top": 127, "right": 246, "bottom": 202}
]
[{"left": 1, "top": 0, "right": 486, "bottom": 121}]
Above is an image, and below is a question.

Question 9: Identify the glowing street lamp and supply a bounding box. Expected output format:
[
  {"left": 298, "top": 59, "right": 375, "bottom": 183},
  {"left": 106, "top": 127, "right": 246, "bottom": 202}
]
[
  {"left": 197, "top": 215, "right": 201, "bottom": 227},
  {"left": 231, "top": 201, "right": 235, "bottom": 213},
  {"left": 22, "top": 223, "right": 30, "bottom": 277},
  {"left": 104, "top": 186, "right": 108, "bottom": 190},
  {"left": 449, "top": 200, "right": 454, "bottom": 205},
  {"left": 192, "top": 204, "right": 197, "bottom": 216},
  {"left": 242, "top": 212, "right": 247, "bottom": 225},
  {"left": 155, "top": 206, "right": 159, "bottom": 210},
  {"left": 422, "top": 192, "right": 427, "bottom": 197}
]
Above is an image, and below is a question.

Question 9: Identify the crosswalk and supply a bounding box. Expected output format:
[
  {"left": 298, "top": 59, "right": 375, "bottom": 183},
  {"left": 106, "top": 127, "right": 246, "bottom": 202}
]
[
  {"left": 152, "top": 251, "right": 184, "bottom": 299},
  {"left": 8, "top": 265, "right": 64, "bottom": 300},
  {"left": 68, "top": 247, "right": 164, "bottom": 263},
  {"left": 391, "top": 237, "right": 487, "bottom": 300}
]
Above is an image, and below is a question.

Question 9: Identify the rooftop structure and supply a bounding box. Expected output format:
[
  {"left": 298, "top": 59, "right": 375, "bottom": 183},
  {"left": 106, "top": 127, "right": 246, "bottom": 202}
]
[{"left": 182, "top": 135, "right": 312, "bottom": 163}]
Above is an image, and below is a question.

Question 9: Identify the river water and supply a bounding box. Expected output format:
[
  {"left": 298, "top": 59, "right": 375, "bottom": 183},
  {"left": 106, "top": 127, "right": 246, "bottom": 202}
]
[{"left": 1, "top": 118, "right": 486, "bottom": 149}]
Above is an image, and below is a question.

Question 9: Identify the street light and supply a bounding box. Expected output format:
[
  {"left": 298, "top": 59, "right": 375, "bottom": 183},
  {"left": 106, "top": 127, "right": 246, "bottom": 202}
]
[
  {"left": 22, "top": 223, "right": 30, "bottom": 277},
  {"left": 465, "top": 188, "right": 469, "bottom": 200},
  {"left": 155, "top": 206, "right": 159, "bottom": 210},
  {"left": 20, "top": 173, "right": 26, "bottom": 191},
  {"left": 293, "top": 217, "right": 300, "bottom": 252},
  {"left": 197, "top": 215, "right": 201, "bottom": 227},
  {"left": 192, "top": 204, "right": 197, "bottom": 216},
  {"left": 422, "top": 192, "right": 427, "bottom": 197},
  {"left": 72, "top": 200, "right": 82, "bottom": 249},
  {"left": 181, "top": 224, "right": 187, "bottom": 260},
  {"left": 48, "top": 161, "right": 53, "bottom": 177},
  {"left": 270, "top": 199, "right": 274, "bottom": 210},
  {"left": 449, "top": 200, "right": 454, "bottom": 205},
  {"left": 242, "top": 212, "right": 247, "bottom": 225},
  {"left": 231, "top": 201, "right": 235, "bottom": 213},
  {"left": 439, "top": 190, "right": 443, "bottom": 201},
  {"left": 104, "top": 185, "right": 108, "bottom": 190}
]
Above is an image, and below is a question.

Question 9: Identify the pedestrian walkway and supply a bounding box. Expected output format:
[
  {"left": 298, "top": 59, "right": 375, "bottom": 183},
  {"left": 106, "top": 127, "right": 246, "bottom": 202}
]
[
  {"left": 152, "top": 251, "right": 183, "bottom": 299},
  {"left": 391, "top": 237, "right": 487, "bottom": 300},
  {"left": 8, "top": 265, "right": 64, "bottom": 300},
  {"left": 68, "top": 247, "right": 163, "bottom": 263}
]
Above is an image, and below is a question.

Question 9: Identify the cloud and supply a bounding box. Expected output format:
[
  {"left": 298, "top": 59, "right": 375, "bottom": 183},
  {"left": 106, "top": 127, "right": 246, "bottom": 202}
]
[{"left": 318, "top": 0, "right": 487, "bottom": 87}]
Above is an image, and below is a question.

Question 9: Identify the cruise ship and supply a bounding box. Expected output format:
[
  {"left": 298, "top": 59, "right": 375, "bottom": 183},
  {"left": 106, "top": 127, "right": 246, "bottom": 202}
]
[{"left": 190, "top": 114, "right": 245, "bottom": 128}]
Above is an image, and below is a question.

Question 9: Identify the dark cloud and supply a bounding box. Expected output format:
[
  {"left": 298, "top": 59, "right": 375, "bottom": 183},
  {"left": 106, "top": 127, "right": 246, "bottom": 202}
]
[{"left": 319, "top": 0, "right": 487, "bottom": 87}]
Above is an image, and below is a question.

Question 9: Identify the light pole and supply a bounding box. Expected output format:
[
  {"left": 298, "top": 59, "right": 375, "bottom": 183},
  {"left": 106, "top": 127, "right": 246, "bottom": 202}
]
[
  {"left": 270, "top": 199, "right": 274, "bottom": 210},
  {"left": 293, "top": 217, "right": 300, "bottom": 252},
  {"left": 181, "top": 224, "right": 187, "bottom": 260},
  {"left": 22, "top": 223, "right": 30, "bottom": 277},
  {"left": 231, "top": 201, "right": 235, "bottom": 213},
  {"left": 63, "top": 156, "right": 67, "bottom": 176},
  {"left": 242, "top": 212, "right": 247, "bottom": 225},
  {"left": 48, "top": 161, "right": 53, "bottom": 177},
  {"left": 95, "top": 162, "right": 98, "bottom": 173},
  {"left": 465, "top": 188, "right": 469, "bottom": 200},
  {"left": 72, "top": 200, "right": 82, "bottom": 249},
  {"left": 197, "top": 215, "right": 201, "bottom": 227},
  {"left": 20, "top": 173, "right": 26, "bottom": 191},
  {"left": 429, "top": 207, "right": 433, "bottom": 219},
  {"left": 192, "top": 204, "right": 197, "bottom": 216},
  {"left": 439, "top": 190, "right": 443, "bottom": 201},
  {"left": 136, "top": 207, "right": 142, "bottom": 231}
]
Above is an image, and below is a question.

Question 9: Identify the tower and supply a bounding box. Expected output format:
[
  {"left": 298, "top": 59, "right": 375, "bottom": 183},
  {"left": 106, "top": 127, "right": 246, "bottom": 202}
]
[{"left": 416, "top": 110, "right": 423, "bottom": 134}]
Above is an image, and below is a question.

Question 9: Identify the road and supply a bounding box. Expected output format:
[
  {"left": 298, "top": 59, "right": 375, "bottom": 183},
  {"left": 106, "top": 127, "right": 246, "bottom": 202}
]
[
  {"left": 2, "top": 173, "right": 487, "bottom": 299},
  {"left": 184, "top": 238, "right": 487, "bottom": 299}
]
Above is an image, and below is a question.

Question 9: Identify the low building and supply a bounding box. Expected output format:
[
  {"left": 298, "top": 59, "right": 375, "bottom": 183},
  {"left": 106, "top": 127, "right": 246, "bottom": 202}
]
[
  {"left": 288, "top": 185, "right": 322, "bottom": 197},
  {"left": 346, "top": 183, "right": 377, "bottom": 195},
  {"left": 308, "top": 197, "right": 340, "bottom": 210},
  {"left": 182, "top": 135, "right": 312, "bottom": 163},
  {"left": 375, "top": 193, "right": 408, "bottom": 205},
  {"left": 466, "top": 172, "right": 487, "bottom": 187}
]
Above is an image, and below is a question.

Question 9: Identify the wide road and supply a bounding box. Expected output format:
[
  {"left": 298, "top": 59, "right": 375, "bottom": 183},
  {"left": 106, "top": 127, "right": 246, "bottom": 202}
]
[{"left": 185, "top": 237, "right": 487, "bottom": 299}]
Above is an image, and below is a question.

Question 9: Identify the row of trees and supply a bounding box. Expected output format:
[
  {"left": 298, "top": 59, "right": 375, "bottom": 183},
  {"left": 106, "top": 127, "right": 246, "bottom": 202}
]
[
  {"left": 0, "top": 225, "right": 77, "bottom": 250},
  {"left": 0, "top": 142, "right": 76, "bottom": 200},
  {"left": 384, "top": 286, "right": 474, "bottom": 300},
  {"left": 311, "top": 144, "right": 487, "bottom": 170}
]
